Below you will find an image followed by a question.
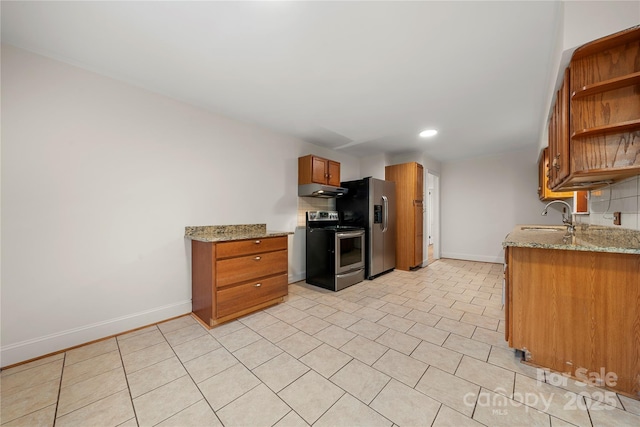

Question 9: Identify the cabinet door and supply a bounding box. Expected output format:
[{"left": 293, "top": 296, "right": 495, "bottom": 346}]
[
  {"left": 556, "top": 69, "right": 571, "bottom": 185},
  {"left": 538, "top": 152, "right": 545, "bottom": 200},
  {"left": 414, "top": 164, "right": 425, "bottom": 267},
  {"left": 327, "top": 161, "right": 340, "bottom": 186},
  {"left": 415, "top": 164, "right": 424, "bottom": 201},
  {"left": 504, "top": 247, "right": 510, "bottom": 344},
  {"left": 549, "top": 68, "right": 571, "bottom": 189},
  {"left": 311, "top": 156, "right": 328, "bottom": 184},
  {"left": 539, "top": 148, "right": 574, "bottom": 200},
  {"left": 414, "top": 201, "right": 424, "bottom": 267},
  {"left": 548, "top": 102, "right": 558, "bottom": 187}
]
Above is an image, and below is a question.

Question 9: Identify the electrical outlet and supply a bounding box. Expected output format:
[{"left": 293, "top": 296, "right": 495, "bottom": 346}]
[{"left": 613, "top": 212, "right": 621, "bottom": 226}]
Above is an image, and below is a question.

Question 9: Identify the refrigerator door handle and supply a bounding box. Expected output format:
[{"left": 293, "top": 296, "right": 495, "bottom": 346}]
[{"left": 382, "top": 196, "right": 389, "bottom": 232}]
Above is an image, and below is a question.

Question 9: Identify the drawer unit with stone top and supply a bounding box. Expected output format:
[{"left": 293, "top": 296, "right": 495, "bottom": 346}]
[{"left": 185, "top": 224, "right": 290, "bottom": 327}]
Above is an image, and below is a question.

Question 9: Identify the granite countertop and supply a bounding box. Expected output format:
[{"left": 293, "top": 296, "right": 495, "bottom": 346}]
[
  {"left": 503, "top": 224, "right": 640, "bottom": 255},
  {"left": 185, "top": 224, "right": 292, "bottom": 243}
]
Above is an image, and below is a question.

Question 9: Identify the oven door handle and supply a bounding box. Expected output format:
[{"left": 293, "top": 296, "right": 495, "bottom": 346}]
[
  {"left": 336, "top": 269, "right": 364, "bottom": 279},
  {"left": 382, "top": 195, "right": 389, "bottom": 233},
  {"left": 336, "top": 231, "right": 364, "bottom": 238}
]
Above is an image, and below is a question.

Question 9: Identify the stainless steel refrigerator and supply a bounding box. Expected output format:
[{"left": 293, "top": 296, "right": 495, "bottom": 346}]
[{"left": 337, "top": 177, "right": 396, "bottom": 279}]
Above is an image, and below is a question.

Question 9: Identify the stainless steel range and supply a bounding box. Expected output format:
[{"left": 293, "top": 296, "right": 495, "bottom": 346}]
[{"left": 305, "top": 211, "right": 365, "bottom": 291}]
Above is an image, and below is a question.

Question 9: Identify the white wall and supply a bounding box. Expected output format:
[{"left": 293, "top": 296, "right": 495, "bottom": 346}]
[
  {"left": 563, "top": 1, "right": 639, "bottom": 51},
  {"left": 359, "top": 153, "right": 388, "bottom": 180},
  {"left": 0, "top": 45, "right": 360, "bottom": 366},
  {"left": 420, "top": 153, "right": 442, "bottom": 176},
  {"left": 440, "top": 147, "right": 561, "bottom": 263}
]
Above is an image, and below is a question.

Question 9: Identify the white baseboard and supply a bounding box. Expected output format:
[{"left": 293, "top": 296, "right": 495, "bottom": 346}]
[
  {"left": 1, "top": 300, "right": 192, "bottom": 368},
  {"left": 440, "top": 252, "right": 503, "bottom": 264}
]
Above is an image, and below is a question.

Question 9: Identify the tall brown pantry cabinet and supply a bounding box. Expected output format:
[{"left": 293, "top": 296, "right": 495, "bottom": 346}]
[{"left": 385, "top": 162, "right": 424, "bottom": 270}]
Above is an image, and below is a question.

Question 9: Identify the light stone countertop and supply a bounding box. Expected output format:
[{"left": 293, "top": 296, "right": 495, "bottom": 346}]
[
  {"left": 185, "top": 224, "right": 292, "bottom": 243},
  {"left": 503, "top": 224, "right": 640, "bottom": 255}
]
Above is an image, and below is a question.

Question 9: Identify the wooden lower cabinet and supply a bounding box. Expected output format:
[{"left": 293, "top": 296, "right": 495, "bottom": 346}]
[
  {"left": 506, "top": 246, "right": 640, "bottom": 398},
  {"left": 191, "top": 236, "right": 288, "bottom": 327}
]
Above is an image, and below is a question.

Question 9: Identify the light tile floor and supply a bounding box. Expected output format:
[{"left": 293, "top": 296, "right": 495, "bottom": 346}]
[{"left": 2, "top": 259, "right": 640, "bottom": 426}]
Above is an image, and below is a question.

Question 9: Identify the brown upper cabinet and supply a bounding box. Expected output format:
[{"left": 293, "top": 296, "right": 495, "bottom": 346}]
[
  {"left": 385, "top": 162, "right": 424, "bottom": 271},
  {"left": 298, "top": 155, "right": 341, "bottom": 187},
  {"left": 549, "top": 26, "right": 640, "bottom": 191},
  {"left": 548, "top": 68, "right": 572, "bottom": 189},
  {"left": 538, "top": 147, "right": 574, "bottom": 200}
]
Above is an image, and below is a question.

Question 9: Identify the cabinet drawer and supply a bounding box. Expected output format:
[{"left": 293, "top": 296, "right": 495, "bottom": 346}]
[
  {"left": 216, "top": 250, "right": 287, "bottom": 287},
  {"left": 217, "top": 274, "right": 288, "bottom": 318},
  {"left": 216, "top": 236, "right": 287, "bottom": 259}
]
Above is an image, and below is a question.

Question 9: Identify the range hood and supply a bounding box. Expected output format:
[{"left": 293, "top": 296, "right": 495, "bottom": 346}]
[{"left": 298, "top": 183, "right": 348, "bottom": 198}]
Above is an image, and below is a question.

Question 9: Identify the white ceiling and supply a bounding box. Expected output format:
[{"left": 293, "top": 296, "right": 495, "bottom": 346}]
[{"left": 1, "top": 1, "right": 561, "bottom": 162}]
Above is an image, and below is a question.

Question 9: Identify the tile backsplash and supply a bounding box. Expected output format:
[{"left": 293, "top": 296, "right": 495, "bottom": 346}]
[
  {"left": 296, "top": 197, "right": 336, "bottom": 227},
  {"left": 588, "top": 176, "right": 640, "bottom": 230}
]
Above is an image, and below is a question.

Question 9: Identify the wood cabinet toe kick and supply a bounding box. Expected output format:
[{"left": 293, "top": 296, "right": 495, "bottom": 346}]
[{"left": 191, "top": 235, "right": 288, "bottom": 328}]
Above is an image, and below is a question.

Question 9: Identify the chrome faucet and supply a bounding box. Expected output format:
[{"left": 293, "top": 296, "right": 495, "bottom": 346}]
[{"left": 541, "top": 200, "right": 576, "bottom": 236}]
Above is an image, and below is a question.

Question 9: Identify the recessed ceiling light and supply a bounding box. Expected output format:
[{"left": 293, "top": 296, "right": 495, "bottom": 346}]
[{"left": 419, "top": 129, "right": 438, "bottom": 137}]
